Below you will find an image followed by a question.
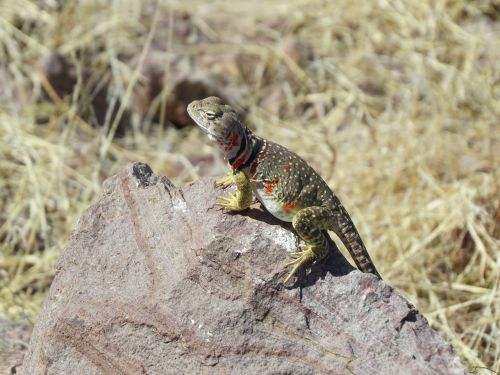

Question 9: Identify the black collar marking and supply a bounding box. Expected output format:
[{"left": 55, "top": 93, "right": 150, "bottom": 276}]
[
  {"left": 233, "top": 136, "right": 263, "bottom": 173},
  {"left": 228, "top": 133, "right": 247, "bottom": 166}
]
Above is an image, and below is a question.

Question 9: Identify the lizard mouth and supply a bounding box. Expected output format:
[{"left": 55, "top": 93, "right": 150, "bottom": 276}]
[
  {"left": 187, "top": 104, "right": 226, "bottom": 144},
  {"left": 196, "top": 123, "right": 218, "bottom": 141},
  {"left": 187, "top": 107, "right": 212, "bottom": 134},
  {"left": 191, "top": 118, "right": 220, "bottom": 142}
]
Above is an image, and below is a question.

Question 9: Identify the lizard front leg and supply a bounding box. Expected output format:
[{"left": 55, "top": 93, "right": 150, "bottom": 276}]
[
  {"left": 284, "top": 206, "right": 331, "bottom": 283},
  {"left": 216, "top": 170, "right": 253, "bottom": 211},
  {"left": 214, "top": 171, "right": 234, "bottom": 188}
]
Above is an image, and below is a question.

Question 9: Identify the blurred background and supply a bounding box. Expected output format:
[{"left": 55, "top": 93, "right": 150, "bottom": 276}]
[{"left": 0, "top": 0, "right": 498, "bottom": 372}]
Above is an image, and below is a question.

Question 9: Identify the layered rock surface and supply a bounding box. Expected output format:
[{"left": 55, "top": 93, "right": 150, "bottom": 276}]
[{"left": 21, "top": 162, "right": 468, "bottom": 375}]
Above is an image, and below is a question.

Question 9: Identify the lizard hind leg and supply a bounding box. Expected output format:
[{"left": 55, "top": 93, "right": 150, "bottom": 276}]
[{"left": 284, "top": 207, "right": 331, "bottom": 283}]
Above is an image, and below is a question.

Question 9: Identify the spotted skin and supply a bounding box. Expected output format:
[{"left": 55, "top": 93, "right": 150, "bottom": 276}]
[{"left": 187, "top": 97, "right": 381, "bottom": 283}]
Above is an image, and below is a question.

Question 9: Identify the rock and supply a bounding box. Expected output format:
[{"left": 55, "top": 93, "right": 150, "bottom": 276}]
[
  {"left": 135, "top": 51, "right": 239, "bottom": 129},
  {"left": 21, "top": 162, "right": 468, "bottom": 375},
  {"left": 37, "top": 51, "right": 129, "bottom": 135},
  {"left": 0, "top": 320, "right": 32, "bottom": 374},
  {"left": 38, "top": 51, "right": 78, "bottom": 100},
  {"left": 0, "top": 351, "right": 24, "bottom": 375}
]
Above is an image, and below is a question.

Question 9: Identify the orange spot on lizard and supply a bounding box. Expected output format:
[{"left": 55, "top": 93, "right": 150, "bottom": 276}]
[
  {"left": 264, "top": 176, "right": 279, "bottom": 194},
  {"left": 225, "top": 132, "right": 240, "bottom": 151}
]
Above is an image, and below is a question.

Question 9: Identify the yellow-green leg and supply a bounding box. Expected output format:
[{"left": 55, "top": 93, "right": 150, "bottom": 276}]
[
  {"left": 214, "top": 171, "right": 234, "bottom": 188},
  {"left": 216, "top": 170, "right": 253, "bottom": 211},
  {"left": 284, "top": 207, "right": 331, "bottom": 283}
]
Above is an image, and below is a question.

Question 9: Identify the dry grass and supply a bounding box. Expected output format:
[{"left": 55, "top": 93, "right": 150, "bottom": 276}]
[{"left": 0, "top": 0, "right": 499, "bottom": 372}]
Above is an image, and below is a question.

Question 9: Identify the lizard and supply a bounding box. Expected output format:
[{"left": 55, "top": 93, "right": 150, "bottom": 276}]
[{"left": 187, "top": 96, "right": 381, "bottom": 283}]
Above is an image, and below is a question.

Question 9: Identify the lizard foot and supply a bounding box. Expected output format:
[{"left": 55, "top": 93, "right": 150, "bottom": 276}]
[
  {"left": 214, "top": 172, "right": 234, "bottom": 188},
  {"left": 283, "top": 246, "right": 317, "bottom": 284},
  {"left": 215, "top": 192, "right": 247, "bottom": 211}
]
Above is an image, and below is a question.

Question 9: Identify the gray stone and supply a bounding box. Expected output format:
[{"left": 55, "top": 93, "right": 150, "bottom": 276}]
[
  {"left": 0, "top": 320, "right": 32, "bottom": 374},
  {"left": 21, "top": 162, "right": 468, "bottom": 375}
]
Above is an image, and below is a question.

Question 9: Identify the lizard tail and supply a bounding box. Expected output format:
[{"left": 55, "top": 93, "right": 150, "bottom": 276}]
[{"left": 335, "top": 206, "right": 381, "bottom": 279}]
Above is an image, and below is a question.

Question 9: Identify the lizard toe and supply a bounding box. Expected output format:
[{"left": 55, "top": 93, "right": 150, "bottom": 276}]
[{"left": 214, "top": 172, "right": 234, "bottom": 188}]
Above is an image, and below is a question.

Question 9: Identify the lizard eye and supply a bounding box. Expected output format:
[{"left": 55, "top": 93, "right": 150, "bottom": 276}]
[{"left": 205, "top": 111, "right": 216, "bottom": 120}]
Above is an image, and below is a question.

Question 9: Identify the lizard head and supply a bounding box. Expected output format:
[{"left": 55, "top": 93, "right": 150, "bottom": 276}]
[{"left": 187, "top": 96, "right": 246, "bottom": 148}]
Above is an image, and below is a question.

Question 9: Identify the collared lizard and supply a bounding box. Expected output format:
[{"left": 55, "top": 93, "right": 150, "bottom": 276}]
[{"left": 187, "top": 96, "right": 381, "bottom": 283}]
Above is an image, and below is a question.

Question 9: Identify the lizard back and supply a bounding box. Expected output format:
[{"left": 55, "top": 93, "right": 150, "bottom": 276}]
[{"left": 247, "top": 140, "right": 336, "bottom": 222}]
